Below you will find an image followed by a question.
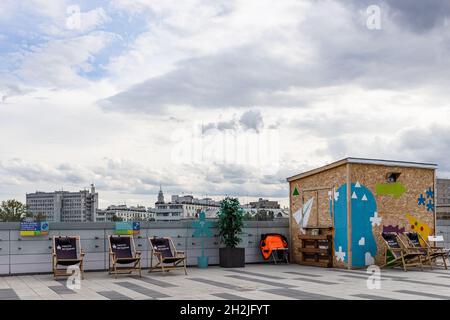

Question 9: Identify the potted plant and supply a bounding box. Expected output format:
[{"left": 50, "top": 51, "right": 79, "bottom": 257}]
[{"left": 217, "top": 197, "right": 245, "bottom": 268}]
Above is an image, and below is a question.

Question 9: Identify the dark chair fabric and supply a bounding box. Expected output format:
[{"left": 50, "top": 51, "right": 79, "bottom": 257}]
[
  {"left": 54, "top": 237, "right": 79, "bottom": 266},
  {"left": 405, "top": 232, "right": 421, "bottom": 247},
  {"left": 110, "top": 236, "right": 133, "bottom": 259},
  {"left": 151, "top": 238, "right": 174, "bottom": 258},
  {"left": 382, "top": 232, "right": 401, "bottom": 248}
]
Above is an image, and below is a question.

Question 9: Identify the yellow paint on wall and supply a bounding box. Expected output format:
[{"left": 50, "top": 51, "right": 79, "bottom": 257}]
[
  {"left": 19, "top": 230, "right": 35, "bottom": 236},
  {"left": 405, "top": 213, "right": 430, "bottom": 245}
]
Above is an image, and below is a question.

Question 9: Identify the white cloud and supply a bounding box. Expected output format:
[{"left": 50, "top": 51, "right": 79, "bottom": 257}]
[
  {"left": 14, "top": 31, "right": 118, "bottom": 87},
  {"left": 0, "top": 0, "right": 449, "bottom": 208}
]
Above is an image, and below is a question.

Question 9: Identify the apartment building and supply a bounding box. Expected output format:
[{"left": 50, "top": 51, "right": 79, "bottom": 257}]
[
  {"left": 248, "top": 198, "right": 281, "bottom": 209},
  {"left": 26, "top": 185, "right": 98, "bottom": 222},
  {"left": 152, "top": 189, "right": 220, "bottom": 221},
  {"left": 96, "top": 204, "right": 152, "bottom": 222}
]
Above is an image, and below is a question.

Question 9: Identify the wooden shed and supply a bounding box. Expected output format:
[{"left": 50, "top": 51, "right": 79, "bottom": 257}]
[{"left": 287, "top": 157, "right": 437, "bottom": 269}]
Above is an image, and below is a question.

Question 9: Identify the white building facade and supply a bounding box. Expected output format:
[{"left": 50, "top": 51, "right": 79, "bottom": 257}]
[
  {"left": 95, "top": 205, "right": 152, "bottom": 222},
  {"left": 26, "top": 185, "right": 98, "bottom": 222},
  {"left": 152, "top": 190, "right": 220, "bottom": 221}
]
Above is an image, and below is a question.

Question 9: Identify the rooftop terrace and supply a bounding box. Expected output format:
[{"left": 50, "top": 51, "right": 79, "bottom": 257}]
[{"left": 1, "top": 264, "right": 449, "bottom": 300}]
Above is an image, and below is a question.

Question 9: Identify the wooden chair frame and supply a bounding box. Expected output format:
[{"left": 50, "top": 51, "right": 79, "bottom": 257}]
[
  {"left": 52, "top": 235, "right": 85, "bottom": 280},
  {"left": 148, "top": 237, "right": 187, "bottom": 275},
  {"left": 108, "top": 235, "right": 142, "bottom": 278},
  {"left": 381, "top": 232, "right": 424, "bottom": 272},
  {"left": 403, "top": 232, "right": 449, "bottom": 270}
]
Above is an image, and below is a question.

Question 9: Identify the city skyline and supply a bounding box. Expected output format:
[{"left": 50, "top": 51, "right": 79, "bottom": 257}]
[
  {"left": 24, "top": 184, "right": 287, "bottom": 222},
  {"left": 18, "top": 184, "right": 289, "bottom": 209}
]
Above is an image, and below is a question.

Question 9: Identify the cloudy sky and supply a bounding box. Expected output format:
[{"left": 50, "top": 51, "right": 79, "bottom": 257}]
[{"left": 0, "top": 0, "right": 449, "bottom": 208}]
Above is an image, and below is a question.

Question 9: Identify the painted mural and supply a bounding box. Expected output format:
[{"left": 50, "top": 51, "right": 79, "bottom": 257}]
[
  {"left": 293, "top": 197, "right": 314, "bottom": 233},
  {"left": 406, "top": 213, "right": 431, "bottom": 245},
  {"left": 331, "top": 182, "right": 379, "bottom": 267},
  {"left": 417, "top": 187, "right": 434, "bottom": 212},
  {"left": 382, "top": 225, "right": 405, "bottom": 234},
  {"left": 375, "top": 182, "right": 406, "bottom": 198}
]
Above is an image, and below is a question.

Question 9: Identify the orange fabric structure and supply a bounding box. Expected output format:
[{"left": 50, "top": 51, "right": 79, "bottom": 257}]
[{"left": 259, "top": 233, "right": 288, "bottom": 260}]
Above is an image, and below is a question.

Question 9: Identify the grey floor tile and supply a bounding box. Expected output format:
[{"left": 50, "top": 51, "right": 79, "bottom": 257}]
[
  {"left": 130, "top": 275, "right": 177, "bottom": 288},
  {"left": 211, "top": 292, "right": 250, "bottom": 300},
  {"left": 283, "top": 271, "right": 323, "bottom": 278},
  {"left": 338, "top": 274, "right": 368, "bottom": 279},
  {"left": 293, "top": 277, "right": 339, "bottom": 285},
  {"left": 395, "top": 289, "right": 450, "bottom": 299},
  {"left": 327, "top": 268, "right": 406, "bottom": 279},
  {"left": 393, "top": 278, "right": 450, "bottom": 288},
  {"left": 225, "top": 275, "right": 295, "bottom": 288},
  {"left": 189, "top": 277, "right": 252, "bottom": 291},
  {"left": 337, "top": 272, "right": 405, "bottom": 281},
  {"left": 225, "top": 269, "right": 285, "bottom": 280},
  {"left": 352, "top": 293, "right": 397, "bottom": 300},
  {"left": 0, "top": 289, "right": 20, "bottom": 300},
  {"left": 263, "top": 288, "right": 340, "bottom": 300},
  {"left": 48, "top": 285, "right": 75, "bottom": 295},
  {"left": 417, "top": 269, "right": 450, "bottom": 275},
  {"left": 115, "top": 281, "right": 170, "bottom": 299},
  {"left": 97, "top": 290, "right": 133, "bottom": 300}
]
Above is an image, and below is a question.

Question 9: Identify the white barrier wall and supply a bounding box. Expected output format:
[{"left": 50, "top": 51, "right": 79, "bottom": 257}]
[
  {"left": 437, "top": 220, "right": 450, "bottom": 249},
  {"left": 0, "top": 220, "right": 288, "bottom": 275}
]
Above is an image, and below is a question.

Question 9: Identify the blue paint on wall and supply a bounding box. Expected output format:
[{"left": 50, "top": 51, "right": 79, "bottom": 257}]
[
  {"left": 331, "top": 184, "right": 348, "bottom": 263},
  {"left": 426, "top": 187, "right": 434, "bottom": 199},
  {"left": 331, "top": 183, "right": 378, "bottom": 267},
  {"left": 417, "top": 194, "right": 425, "bottom": 206},
  {"left": 426, "top": 200, "right": 434, "bottom": 212}
]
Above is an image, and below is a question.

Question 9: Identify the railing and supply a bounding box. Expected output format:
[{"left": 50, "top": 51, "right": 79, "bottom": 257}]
[{"left": 0, "top": 219, "right": 288, "bottom": 275}]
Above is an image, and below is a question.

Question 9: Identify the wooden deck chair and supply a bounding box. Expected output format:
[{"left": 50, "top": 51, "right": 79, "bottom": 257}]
[
  {"left": 404, "top": 232, "right": 448, "bottom": 270},
  {"left": 108, "top": 235, "right": 141, "bottom": 278},
  {"left": 52, "top": 236, "right": 84, "bottom": 279},
  {"left": 381, "top": 232, "right": 424, "bottom": 272},
  {"left": 148, "top": 237, "right": 187, "bottom": 275}
]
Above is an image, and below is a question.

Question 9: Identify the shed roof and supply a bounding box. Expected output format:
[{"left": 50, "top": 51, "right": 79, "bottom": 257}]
[{"left": 286, "top": 157, "right": 437, "bottom": 182}]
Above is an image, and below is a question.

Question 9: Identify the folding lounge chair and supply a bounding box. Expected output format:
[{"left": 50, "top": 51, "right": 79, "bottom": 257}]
[
  {"left": 404, "top": 232, "right": 448, "bottom": 270},
  {"left": 381, "top": 232, "right": 424, "bottom": 272},
  {"left": 148, "top": 237, "right": 187, "bottom": 275},
  {"left": 108, "top": 235, "right": 141, "bottom": 278},
  {"left": 52, "top": 236, "right": 84, "bottom": 279}
]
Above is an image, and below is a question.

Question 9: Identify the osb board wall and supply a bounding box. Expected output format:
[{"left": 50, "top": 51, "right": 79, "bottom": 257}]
[
  {"left": 289, "top": 164, "right": 347, "bottom": 267},
  {"left": 351, "top": 163, "right": 435, "bottom": 267}
]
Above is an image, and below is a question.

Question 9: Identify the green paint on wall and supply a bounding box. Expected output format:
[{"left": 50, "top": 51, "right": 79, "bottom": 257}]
[
  {"left": 292, "top": 186, "right": 299, "bottom": 196},
  {"left": 375, "top": 182, "right": 406, "bottom": 198}
]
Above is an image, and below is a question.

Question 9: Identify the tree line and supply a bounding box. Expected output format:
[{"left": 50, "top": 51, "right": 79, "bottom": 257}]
[{"left": 0, "top": 199, "right": 46, "bottom": 222}]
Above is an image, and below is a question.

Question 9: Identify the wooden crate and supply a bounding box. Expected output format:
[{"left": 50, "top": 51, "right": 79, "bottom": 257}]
[{"left": 297, "top": 227, "right": 333, "bottom": 267}]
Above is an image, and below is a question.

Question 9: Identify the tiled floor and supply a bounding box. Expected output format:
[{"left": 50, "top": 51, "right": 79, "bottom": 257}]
[{"left": 0, "top": 264, "right": 449, "bottom": 300}]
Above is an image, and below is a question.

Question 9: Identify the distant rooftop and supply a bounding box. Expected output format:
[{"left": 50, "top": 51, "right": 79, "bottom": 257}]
[{"left": 287, "top": 157, "right": 437, "bottom": 182}]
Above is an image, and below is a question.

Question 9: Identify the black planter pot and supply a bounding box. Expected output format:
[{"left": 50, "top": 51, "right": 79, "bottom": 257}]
[{"left": 219, "top": 247, "right": 245, "bottom": 268}]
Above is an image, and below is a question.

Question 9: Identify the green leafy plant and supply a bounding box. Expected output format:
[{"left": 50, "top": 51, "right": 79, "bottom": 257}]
[
  {"left": 217, "top": 197, "right": 244, "bottom": 248},
  {"left": 0, "top": 199, "right": 29, "bottom": 222},
  {"left": 112, "top": 214, "right": 123, "bottom": 222}
]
